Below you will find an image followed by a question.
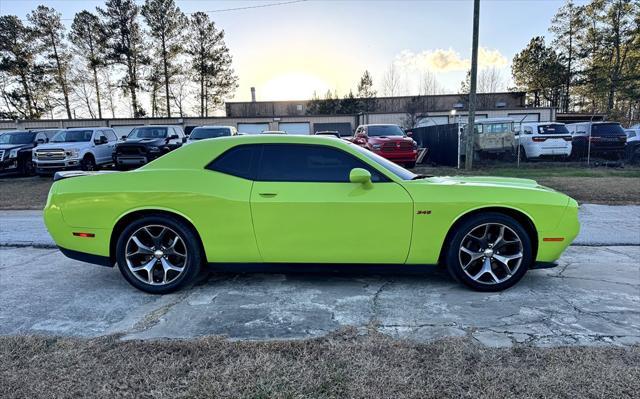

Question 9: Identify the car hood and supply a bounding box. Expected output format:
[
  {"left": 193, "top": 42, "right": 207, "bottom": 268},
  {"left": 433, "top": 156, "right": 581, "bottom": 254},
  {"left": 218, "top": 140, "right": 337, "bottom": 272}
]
[
  {"left": 36, "top": 142, "right": 89, "bottom": 150},
  {"left": 368, "top": 136, "right": 413, "bottom": 143},
  {"left": 119, "top": 138, "right": 167, "bottom": 146},
  {"left": 420, "top": 175, "right": 550, "bottom": 191},
  {"left": 0, "top": 143, "right": 31, "bottom": 151}
]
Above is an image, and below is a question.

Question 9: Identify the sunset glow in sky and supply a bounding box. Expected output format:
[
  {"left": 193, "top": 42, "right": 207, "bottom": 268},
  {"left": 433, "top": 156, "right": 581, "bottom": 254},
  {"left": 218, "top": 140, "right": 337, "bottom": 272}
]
[{"left": 1, "top": 0, "right": 587, "bottom": 102}]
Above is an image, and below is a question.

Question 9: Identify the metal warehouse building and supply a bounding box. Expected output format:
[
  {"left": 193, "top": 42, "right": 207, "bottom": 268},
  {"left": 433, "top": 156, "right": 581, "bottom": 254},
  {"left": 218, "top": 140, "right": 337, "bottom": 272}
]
[{"left": 0, "top": 92, "right": 555, "bottom": 136}]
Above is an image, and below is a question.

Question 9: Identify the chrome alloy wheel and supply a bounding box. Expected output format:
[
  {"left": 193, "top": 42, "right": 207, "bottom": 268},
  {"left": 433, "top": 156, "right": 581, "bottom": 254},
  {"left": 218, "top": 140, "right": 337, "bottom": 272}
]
[
  {"left": 125, "top": 225, "right": 188, "bottom": 286},
  {"left": 458, "top": 223, "right": 524, "bottom": 285}
]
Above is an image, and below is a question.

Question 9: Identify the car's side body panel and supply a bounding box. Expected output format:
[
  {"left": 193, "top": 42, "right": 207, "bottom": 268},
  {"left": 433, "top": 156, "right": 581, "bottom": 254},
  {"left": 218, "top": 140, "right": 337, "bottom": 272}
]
[
  {"left": 250, "top": 181, "right": 413, "bottom": 263},
  {"left": 401, "top": 177, "right": 577, "bottom": 264},
  {"left": 44, "top": 135, "right": 579, "bottom": 271}
]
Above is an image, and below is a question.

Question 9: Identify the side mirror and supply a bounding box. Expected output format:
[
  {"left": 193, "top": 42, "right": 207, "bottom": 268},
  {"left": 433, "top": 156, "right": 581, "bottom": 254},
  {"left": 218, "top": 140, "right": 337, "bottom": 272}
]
[
  {"left": 182, "top": 137, "right": 187, "bottom": 143},
  {"left": 406, "top": 131, "right": 413, "bottom": 137},
  {"left": 36, "top": 138, "right": 46, "bottom": 144},
  {"left": 349, "top": 168, "right": 372, "bottom": 186},
  {"left": 121, "top": 135, "right": 127, "bottom": 140},
  {"left": 94, "top": 136, "right": 108, "bottom": 145},
  {"left": 168, "top": 134, "right": 179, "bottom": 140}
]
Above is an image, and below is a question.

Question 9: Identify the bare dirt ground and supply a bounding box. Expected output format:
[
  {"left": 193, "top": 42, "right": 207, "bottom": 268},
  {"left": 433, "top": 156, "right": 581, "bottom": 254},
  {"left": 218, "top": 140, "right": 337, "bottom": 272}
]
[{"left": 1, "top": 332, "right": 638, "bottom": 399}]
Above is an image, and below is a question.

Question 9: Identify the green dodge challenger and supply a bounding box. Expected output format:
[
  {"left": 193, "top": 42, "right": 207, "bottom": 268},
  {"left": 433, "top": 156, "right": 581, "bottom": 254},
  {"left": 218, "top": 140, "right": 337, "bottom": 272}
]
[{"left": 44, "top": 135, "right": 580, "bottom": 294}]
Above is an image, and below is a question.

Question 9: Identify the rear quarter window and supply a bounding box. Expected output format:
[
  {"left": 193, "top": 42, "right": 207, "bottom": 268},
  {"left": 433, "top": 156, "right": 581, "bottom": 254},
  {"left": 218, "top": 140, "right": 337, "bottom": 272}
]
[{"left": 206, "top": 145, "right": 257, "bottom": 180}]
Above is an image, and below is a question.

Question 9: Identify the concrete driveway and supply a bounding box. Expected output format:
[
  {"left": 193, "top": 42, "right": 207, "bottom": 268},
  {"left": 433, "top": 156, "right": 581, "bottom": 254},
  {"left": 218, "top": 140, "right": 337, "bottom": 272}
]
[{"left": 1, "top": 246, "right": 638, "bottom": 347}]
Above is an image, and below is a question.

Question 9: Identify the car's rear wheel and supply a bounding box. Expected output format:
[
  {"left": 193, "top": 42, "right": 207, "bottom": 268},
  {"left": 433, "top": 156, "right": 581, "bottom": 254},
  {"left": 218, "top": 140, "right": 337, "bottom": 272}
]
[
  {"left": 445, "top": 213, "right": 532, "bottom": 291},
  {"left": 115, "top": 215, "right": 202, "bottom": 294}
]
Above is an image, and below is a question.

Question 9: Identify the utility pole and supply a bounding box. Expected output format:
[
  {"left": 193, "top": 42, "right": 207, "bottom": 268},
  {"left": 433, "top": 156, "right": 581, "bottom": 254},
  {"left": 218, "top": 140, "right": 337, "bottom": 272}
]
[{"left": 464, "top": 0, "right": 481, "bottom": 170}]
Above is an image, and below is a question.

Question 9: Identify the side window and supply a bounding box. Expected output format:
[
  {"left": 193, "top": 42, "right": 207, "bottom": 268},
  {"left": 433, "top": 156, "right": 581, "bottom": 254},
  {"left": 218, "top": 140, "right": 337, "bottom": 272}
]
[
  {"left": 206, "top": 144, "right": 257, "bottom": 180},
  {"left": 94, "top": 131, "right": 106, "bottom": 143},
  {"left": 257, "top": 144, "right": 388, "bottom": 183},
  {"left": 175, "top": 127, "right": 185, "bottom": 137},
  {"left": 104, "top": 129, "right": 117, "bottom": 142}
]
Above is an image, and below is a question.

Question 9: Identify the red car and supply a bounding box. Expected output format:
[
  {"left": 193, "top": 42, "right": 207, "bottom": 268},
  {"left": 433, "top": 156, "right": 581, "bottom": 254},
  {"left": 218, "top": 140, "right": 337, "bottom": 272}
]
[{"left": 348, "top": 124, "right": 418, "bottom": 168}]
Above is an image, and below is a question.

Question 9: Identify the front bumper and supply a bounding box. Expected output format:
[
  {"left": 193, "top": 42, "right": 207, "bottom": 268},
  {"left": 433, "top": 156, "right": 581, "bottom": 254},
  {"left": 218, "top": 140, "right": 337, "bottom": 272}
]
[
  {"left": 372, "top": 149, "right": 418, "bottom": 163},
  {"left": 535, "top": 199, "right": 580, "bottom": 263},
  {"left": 0, "top": 158, "right": 19, "bottom": 173},
  {"left": 35, "top": 158, "right": 81, "bottom": 172}
]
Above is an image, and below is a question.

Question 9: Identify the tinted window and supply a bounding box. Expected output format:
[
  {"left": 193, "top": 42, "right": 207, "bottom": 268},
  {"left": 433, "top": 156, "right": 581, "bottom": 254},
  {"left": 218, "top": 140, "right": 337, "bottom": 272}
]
[
  {"left": 51, "top": 130, "right": 93, "bottom": 142},
  {"left": 104, "top": 129, "right": 118, "bottom": 141},
  {"left": 367, "top": 125, "right": 404, "bottom": 137},
  {"left": 190, "top": 127, "right": 232, "bottom": 140},
  {"left": 128, "top": 127, "right": 168, "bottom": 139},
  {"left": 258, "top": 144, "right": 388, "bottom": 183},
  {"left": 0, "top": 132, "right": 34, "bottom": 144},
  {"left": 538, "top": 124, "right": 569, "bottom": 135},
  {"left": 351, "top": 144, "right": 416, "bottom": 180},
  {"left": 592, "top": 123, "right": 625, "bottom": 136},
  {"left": 207, "top": 145, "right": 257, "bottom": 180}
]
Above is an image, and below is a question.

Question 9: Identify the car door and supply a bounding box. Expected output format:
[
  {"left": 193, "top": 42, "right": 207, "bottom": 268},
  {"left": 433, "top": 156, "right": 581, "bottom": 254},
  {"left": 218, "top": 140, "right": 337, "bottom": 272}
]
[
  {"left": 250, "top": 143, "right": 414, "bottom": 264},
  {"left": 92, "top": 131, "right": 110, "bottom": 164},
  {"left": 103, "top": 129, "right": 118, "bottom": 163}
]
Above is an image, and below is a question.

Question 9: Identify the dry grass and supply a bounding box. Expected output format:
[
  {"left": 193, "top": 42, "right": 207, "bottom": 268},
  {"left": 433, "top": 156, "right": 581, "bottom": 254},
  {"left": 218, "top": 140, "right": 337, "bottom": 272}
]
[{"left": 1, "top": 331, "right": 638, "bottom": 399}]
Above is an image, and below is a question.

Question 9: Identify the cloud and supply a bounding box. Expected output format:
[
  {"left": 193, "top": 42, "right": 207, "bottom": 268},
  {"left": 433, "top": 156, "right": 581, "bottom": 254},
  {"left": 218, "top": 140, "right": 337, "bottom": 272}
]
[{"left": 395, "top": 47, "right": 508, "bottom": 72}]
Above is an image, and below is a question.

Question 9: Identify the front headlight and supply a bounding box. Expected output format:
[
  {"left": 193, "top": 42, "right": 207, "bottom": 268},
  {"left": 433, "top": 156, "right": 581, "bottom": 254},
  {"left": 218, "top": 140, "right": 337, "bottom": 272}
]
[
  {"left": 371, "top": 144, "right": 382, "bottom": 150},
  {"left": 9, "top": 149, "right": 19, "bottom": 158},
  {"left": 65, "top": 149, "right": 79, "bottom": 158}
]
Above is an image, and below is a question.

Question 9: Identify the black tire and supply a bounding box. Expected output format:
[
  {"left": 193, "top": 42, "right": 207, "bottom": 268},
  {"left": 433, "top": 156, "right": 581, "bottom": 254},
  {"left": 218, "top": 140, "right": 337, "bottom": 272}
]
[
  {"left": 115, "top": 214, "right": 203, "bottom": 294},
  {"left": 19, "top": 159, "right": 35, "bottom": 176},
  {"left": 445, "top": 212, "right": 532, "bottom": 292},
  {"left": 80, "top": 155, "right": 97, "bottom": 171}
]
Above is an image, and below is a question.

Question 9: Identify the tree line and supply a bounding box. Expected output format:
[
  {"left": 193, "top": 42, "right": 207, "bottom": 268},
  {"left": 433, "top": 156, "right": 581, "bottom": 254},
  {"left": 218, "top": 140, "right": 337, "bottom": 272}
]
[
  {"left": 0, "top": 0, "right": 237, "bottom": 120},
  {"left": 511, "top": 0, "right": 639, "bottom": 123}
]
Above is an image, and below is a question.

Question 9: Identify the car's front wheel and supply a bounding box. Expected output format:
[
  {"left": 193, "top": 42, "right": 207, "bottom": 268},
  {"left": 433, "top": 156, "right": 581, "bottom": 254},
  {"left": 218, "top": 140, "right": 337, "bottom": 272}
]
[
  {"left": 115, "top": 215, "right": 202, "bottom": 294},
  {"left": 445, "top": 213, "right": 532, "bottom": 291}
]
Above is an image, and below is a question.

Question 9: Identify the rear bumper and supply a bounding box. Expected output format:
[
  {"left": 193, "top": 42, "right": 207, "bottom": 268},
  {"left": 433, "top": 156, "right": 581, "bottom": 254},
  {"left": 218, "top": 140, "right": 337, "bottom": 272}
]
[{"left": 58, "top": 246, "right": 113, "bottom": 267}]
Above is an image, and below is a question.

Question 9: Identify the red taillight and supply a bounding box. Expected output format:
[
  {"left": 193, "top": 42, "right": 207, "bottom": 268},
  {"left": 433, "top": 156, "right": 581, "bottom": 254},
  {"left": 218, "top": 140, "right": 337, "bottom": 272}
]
[
  {"left": 532, "top": 137, "right": 547, "bottom": 142},
  {"left": 73, "top": 232, "right": 95, "bottom": 238}
]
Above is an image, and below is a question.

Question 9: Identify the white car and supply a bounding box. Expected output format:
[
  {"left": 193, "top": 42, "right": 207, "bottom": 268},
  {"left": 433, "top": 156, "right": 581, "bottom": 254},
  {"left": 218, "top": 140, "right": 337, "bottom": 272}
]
[
  {"left": 624, "top": 128, "right": 639, "bottom": 144},
  {"left": 186, "top": 125, "right": 237, "bottom": 144},
  {"left": 516, "top": 122, "right": 572, "bottom": 160}
]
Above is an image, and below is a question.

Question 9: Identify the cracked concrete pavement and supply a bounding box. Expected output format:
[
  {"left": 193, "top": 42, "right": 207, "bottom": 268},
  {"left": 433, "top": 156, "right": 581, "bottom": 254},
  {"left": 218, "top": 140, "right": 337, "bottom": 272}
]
[
  {"left": 1, "top": 204, "right": 639, "bottom": 248},
  {"left": 0, "top": 244, "right": 638, "bottom": 347}
]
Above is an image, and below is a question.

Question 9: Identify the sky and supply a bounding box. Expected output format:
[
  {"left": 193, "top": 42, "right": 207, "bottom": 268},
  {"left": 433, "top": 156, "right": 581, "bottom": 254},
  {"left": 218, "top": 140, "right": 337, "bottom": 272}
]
[{"left": 0, "top": 0, "right": 587, "bottom": 105}]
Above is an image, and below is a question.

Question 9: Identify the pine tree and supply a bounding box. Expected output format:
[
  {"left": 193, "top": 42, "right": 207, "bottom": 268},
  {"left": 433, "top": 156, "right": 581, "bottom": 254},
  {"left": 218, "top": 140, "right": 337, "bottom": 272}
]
[
  {"left": 29, "top": 5, "right": 72, "bottom": 118},
  {"left": 185, "top": 12, "right": 237, "bottom": 117},
  {"left": 99, "top": 0, "right": 148, "bottom": 117},
  {"left": 69, "top": 10, "right": 108, "bottom": 119},
  {"left": 141, "top": 0, "right": 186, "bottom": 117},
  {"left": 357, "top": 70, "right": 377, "bottom": 112}
]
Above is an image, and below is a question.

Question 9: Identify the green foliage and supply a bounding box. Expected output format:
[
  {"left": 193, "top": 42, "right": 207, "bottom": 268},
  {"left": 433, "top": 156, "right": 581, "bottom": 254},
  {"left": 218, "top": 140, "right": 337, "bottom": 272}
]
[
  {"left": 512, "top": 37, "right": 566, "bottom": 108},
  {"left": 357, "top": 70, "right": 377, "bottom": 112},
  {"left": 28, "top": 5, "right": 72, "bottom": 118},
  {"left": 0, "top": 15, "right": 52, "bottom": 118},
  {"left": 141, "top": 0, "right": 186, "bottom": 117},
  {"left": 98, "top": 0, "right": 148, "bottom": 117},
  {"left": 185, "top": 12, "right": 238, "bottom": 117}
]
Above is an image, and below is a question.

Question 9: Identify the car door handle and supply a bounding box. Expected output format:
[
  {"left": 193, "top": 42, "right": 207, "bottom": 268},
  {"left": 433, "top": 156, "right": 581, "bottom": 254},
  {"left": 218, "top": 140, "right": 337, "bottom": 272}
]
[{"left": 258, "top": 193, "right": 278, "bottom": 198}]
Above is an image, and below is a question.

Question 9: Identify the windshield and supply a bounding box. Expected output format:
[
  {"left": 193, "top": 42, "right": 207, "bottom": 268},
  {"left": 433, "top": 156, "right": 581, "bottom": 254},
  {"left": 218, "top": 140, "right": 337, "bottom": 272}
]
[
  {"left": 351, "top": 144, "right": 417, "bottom": 180},
  {"left": 592, "top": 123, "right": 625, "bottom": 136},
  {"left": 367, "top": 125, "right": 405, "bottom": 137},
  {"left": 0, "top": 132, "right": 34, "bottom": 145},
  {"left": 538, "top": 124, "right": 569, "bottom": 135},
  {"left": 51, "top": 130, "right": 93, "bottom": 143},
  {"left": 128, "top": 127, "right": 168, "bottom": 139},
  {"left": 190, "top": 127, "right": 230, "bottom": 140}
]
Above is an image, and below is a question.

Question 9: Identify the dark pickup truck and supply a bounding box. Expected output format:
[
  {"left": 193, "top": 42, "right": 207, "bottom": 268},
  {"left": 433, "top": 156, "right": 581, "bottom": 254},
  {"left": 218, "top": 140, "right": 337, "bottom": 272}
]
[{"left": 114, "top": 125, "right": 186, "bottom": 170}]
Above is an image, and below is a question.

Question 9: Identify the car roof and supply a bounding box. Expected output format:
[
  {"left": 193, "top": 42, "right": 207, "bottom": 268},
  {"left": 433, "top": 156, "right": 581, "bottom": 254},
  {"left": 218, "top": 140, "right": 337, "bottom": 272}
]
[
  {"left": 62, "top": 127, "right": 101, "bottom": 131},
  {"left": 1, "top": 130, "right": 31, "bottom": 134},
  {"left": 193, "top": 125, "right": 233, "bottom": 129}
]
